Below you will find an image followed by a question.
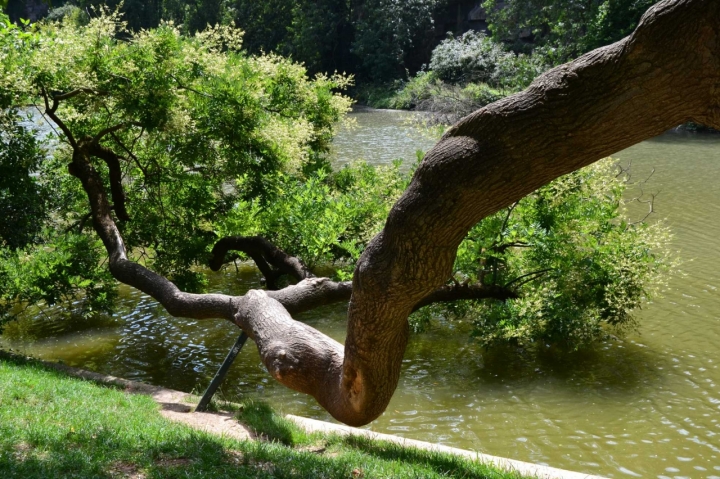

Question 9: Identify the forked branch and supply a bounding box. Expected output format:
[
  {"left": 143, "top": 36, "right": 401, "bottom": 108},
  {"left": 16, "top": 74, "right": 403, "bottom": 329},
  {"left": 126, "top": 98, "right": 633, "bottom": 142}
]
[{"left": 210, "top": 236, "right": 314, "bottom": 289}]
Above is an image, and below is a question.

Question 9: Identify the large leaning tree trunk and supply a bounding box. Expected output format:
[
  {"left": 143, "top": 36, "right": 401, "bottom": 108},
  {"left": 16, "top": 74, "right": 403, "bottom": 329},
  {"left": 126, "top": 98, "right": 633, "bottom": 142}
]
[{"left": 65, "top": 0, "right": 719, "bottom": 426}]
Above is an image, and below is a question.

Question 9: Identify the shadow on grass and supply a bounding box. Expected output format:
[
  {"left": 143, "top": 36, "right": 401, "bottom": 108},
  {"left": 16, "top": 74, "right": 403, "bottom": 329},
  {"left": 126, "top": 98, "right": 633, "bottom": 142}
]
[
  {"left": 2, "top": 430, "right": 238, "bottom": 479},
  {"left": 236, "top": 399, "right": 309, "bottom": 446},
  {"left": 335, "top": 435, "right": 526, "bottom": 479}
]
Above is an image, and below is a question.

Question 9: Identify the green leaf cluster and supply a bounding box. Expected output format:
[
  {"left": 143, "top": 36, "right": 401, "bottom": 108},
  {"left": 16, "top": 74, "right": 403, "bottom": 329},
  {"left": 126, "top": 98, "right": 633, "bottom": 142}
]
[
  {"left": 0, "top": 110, "right": 47, "bottom": 250},
  {"left": 216, "top": 161, "right": 408, "bottom": 280},
  {"left": 0, "top": 232, "right": 117, "bottom": 322}
]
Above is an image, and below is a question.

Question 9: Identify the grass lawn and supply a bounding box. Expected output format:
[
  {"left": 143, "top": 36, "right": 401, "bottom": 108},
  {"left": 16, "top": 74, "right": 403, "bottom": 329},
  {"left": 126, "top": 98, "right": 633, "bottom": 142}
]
[{"left": 0, "top": 353, "right": 526, "bottom": 478}]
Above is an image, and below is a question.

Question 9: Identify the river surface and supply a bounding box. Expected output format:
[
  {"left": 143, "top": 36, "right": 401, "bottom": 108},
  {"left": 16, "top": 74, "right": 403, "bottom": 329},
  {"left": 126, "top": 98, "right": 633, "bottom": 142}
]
[{"left": 3, "top": 109, "right": 720, "bottom": 478}]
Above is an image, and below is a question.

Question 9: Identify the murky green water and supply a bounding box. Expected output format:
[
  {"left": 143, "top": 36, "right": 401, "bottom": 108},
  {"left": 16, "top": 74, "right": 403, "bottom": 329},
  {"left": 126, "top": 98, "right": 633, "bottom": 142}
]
[{"left": 3, "top": 110, "right": 720, "bottom": 478}]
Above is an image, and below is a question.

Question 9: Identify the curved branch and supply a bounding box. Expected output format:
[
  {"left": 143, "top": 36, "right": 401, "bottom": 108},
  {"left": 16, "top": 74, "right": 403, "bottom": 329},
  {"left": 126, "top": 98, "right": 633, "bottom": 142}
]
[
  {"left": 53, "top": 88, "right": 103, "bottom": 102},
  {"left": 210, "top": 236, "right": 314, "bottom": 289},
  {"left": 41, "top": 86, "right": 78, "bottom": 149},
  {"left": 68, "top": 149, "right": 237, "bottom": 321},
  {"left": 267, "top": 278, "right": 352, "bottom": 315},
  {"left": 264, "top": 277, "right": 515, "bottom": 316},
  {"left": 92, "top": 121, "right": 138, "bottom": 144},
  {"left": 411, "top": 283, "right": 518, "bottom": 312},
  {"left": 504, "top": 268, "right": 554, "bottom": 289}
]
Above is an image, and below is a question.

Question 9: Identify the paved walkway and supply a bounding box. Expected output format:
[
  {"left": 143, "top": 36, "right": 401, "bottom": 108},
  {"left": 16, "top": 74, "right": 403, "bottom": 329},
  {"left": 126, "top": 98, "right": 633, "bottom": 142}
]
[{"left": 44, "top": 360, "right": 255, "bottom": 442}]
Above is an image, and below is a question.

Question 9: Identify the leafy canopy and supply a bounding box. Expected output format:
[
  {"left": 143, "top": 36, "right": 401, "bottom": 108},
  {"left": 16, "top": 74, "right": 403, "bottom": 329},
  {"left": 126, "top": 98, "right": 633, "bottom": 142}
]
[
  {"left": 0, "top": 9, "right": 353, "bottom": 318},
  {"left": 482, "top": 0, "right": 660, "bottom": 60}
]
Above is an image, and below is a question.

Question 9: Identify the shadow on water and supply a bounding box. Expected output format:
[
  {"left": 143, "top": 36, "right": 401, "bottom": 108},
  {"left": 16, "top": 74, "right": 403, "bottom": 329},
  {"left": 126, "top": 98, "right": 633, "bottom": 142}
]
[
  {"left": 404, "top": 331, "right": 669, "bottom": 397},
  {"left": 1, "top": 312, "right": 118, "bottom": 342}
]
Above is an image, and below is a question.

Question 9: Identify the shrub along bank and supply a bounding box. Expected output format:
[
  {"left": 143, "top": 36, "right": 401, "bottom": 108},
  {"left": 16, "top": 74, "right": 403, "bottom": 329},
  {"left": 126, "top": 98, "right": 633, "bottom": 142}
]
[{"left": 357, "top": 31, "right": 551, "bottom": 121}]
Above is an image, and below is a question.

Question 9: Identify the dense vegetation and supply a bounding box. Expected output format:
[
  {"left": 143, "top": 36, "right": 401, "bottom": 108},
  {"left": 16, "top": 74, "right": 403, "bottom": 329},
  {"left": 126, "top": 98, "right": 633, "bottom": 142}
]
[
  {"left": 0, "top": 9, "right": 355, "bottom": 308},
  {"left": 3, "top": 0, "right": 668, "bottom": 127},
  {"left": 4, "top": 0, "right": 444, "bottom": 83},
  {"left": 416, "top": 159, "right": 671, "bottom": 348},
  {"left": 363, "top": 0, "right": 661, "bottom": 116},
  {"left": 4, "top": 0, "right": 661, "bottom": 86},
  {"left": 482, "top": 0, "right": 660, "bottom": 60}
]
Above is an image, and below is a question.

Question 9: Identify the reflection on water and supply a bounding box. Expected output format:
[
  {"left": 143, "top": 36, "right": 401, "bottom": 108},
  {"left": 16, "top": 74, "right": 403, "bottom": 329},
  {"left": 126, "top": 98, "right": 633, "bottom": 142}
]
[{"left": 3, "top": 112, "right": 720, "bottom": 478}]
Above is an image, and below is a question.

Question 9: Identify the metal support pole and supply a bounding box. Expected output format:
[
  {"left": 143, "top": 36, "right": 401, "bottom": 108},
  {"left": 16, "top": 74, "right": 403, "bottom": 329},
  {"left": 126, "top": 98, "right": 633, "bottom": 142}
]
[{"left": 195, "top": 331, "right": 249, "bottom": 412}]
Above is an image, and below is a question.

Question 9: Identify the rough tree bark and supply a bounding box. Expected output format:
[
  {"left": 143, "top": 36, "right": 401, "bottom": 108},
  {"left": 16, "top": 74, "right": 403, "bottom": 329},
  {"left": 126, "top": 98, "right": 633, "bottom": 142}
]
[{"left": 64, "top": 0, "right": 720, "bottom": 426}]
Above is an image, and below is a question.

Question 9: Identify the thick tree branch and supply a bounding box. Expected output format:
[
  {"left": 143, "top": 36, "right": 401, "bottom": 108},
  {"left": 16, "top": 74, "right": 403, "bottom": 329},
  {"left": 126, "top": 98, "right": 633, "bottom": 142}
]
[
  {"left": 86, "top": 141, "right": 130, "bottom": 222},
  {"left": 264, "top": 277, "right": 515, "bottom": 316},
  {"left": 67, "top": 150, "right": 238, "bottom": 321},
  {"left": 267, "top": 278, "right": 353, "bottom": 315},
  {"left": 338, "top": 0, "right": 720, "bottom": 425}
]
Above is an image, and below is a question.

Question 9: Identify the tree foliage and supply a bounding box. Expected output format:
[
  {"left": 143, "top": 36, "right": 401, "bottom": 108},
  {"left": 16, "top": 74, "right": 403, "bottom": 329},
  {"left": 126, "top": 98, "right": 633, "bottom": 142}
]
[
  {"left": 0, "top": 10, "right": 352, "bottom": 320},
  {"left": 428, "top": 30, "right": 549, "bottom": 88},
  {"left": 0, "top": 9, "right": 672, "bottom": 353},
  {"left": 221, "top": 162, "right": 408, "bottom": 279},
  {"left": 30, "top": 0, "right": 445, "bottom": 82}
]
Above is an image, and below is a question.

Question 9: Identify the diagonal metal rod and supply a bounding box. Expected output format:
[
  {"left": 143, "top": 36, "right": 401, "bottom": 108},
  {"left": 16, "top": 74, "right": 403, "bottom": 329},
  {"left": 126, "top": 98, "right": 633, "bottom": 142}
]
[{"left": 196, "top": 331, "right": 249, "bottom": 412}]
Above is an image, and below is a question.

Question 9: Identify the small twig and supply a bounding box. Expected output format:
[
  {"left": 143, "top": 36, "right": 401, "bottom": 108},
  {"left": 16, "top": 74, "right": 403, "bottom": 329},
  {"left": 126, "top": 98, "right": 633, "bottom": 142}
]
[
  {"left": 504, "top": 268, "right": 554, "bottom": 289},
  {"left": 53, "top": 88, "right": 94, "bottom": 102},
  {"left": 64, "top": 212, "right": 92, "bottom": 233},
  {"left": 499, "top": 202, "right": 519, "bottom": 239},
  {"left": 110, "top": 131, "right": 150, "bottom": 179},
  {"left": 92, "top": 121, "right": 137, "bottom": 144},
  {"left": 31, "top": 103, "right": 63, "bottom": 143},
  {"left": 628, "top": 192, "right": 658, "bottom": 225},
  {"left": 169, "top": 74, "right": 214, "bottom": 99}
]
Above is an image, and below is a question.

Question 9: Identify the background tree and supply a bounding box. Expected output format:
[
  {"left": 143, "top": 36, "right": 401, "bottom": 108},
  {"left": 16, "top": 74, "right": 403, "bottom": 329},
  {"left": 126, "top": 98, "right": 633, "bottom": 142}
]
[
  {"left": 223, "top": 0, "right": 292, "bottom": 55},
  {"left": 76, "top": 0, "right": 163, "bottom": 30},
  {"left": 482, "top": 0, "right": 660, "bottom": 60},
  {"left": 352, "top": 0, "right": 441, "bottom": 82},
  {"left": 5, "top": 0, "right": 446, "bottom": 82}
]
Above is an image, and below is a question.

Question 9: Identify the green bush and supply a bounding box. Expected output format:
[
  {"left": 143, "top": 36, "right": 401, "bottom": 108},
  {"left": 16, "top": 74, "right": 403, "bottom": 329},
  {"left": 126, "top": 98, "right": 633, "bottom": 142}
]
[
  {"left": 412, "top": 158, "right": 672, "bottom": 350},
  {"left": 216, "top": 161, "right": 408, "bottom": 280},
  {"left": 428, "top": 31, "right": 549, "bottom": 89},
  {"left": 481, "top": 0, "right": 660, "bottom": 61}
]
